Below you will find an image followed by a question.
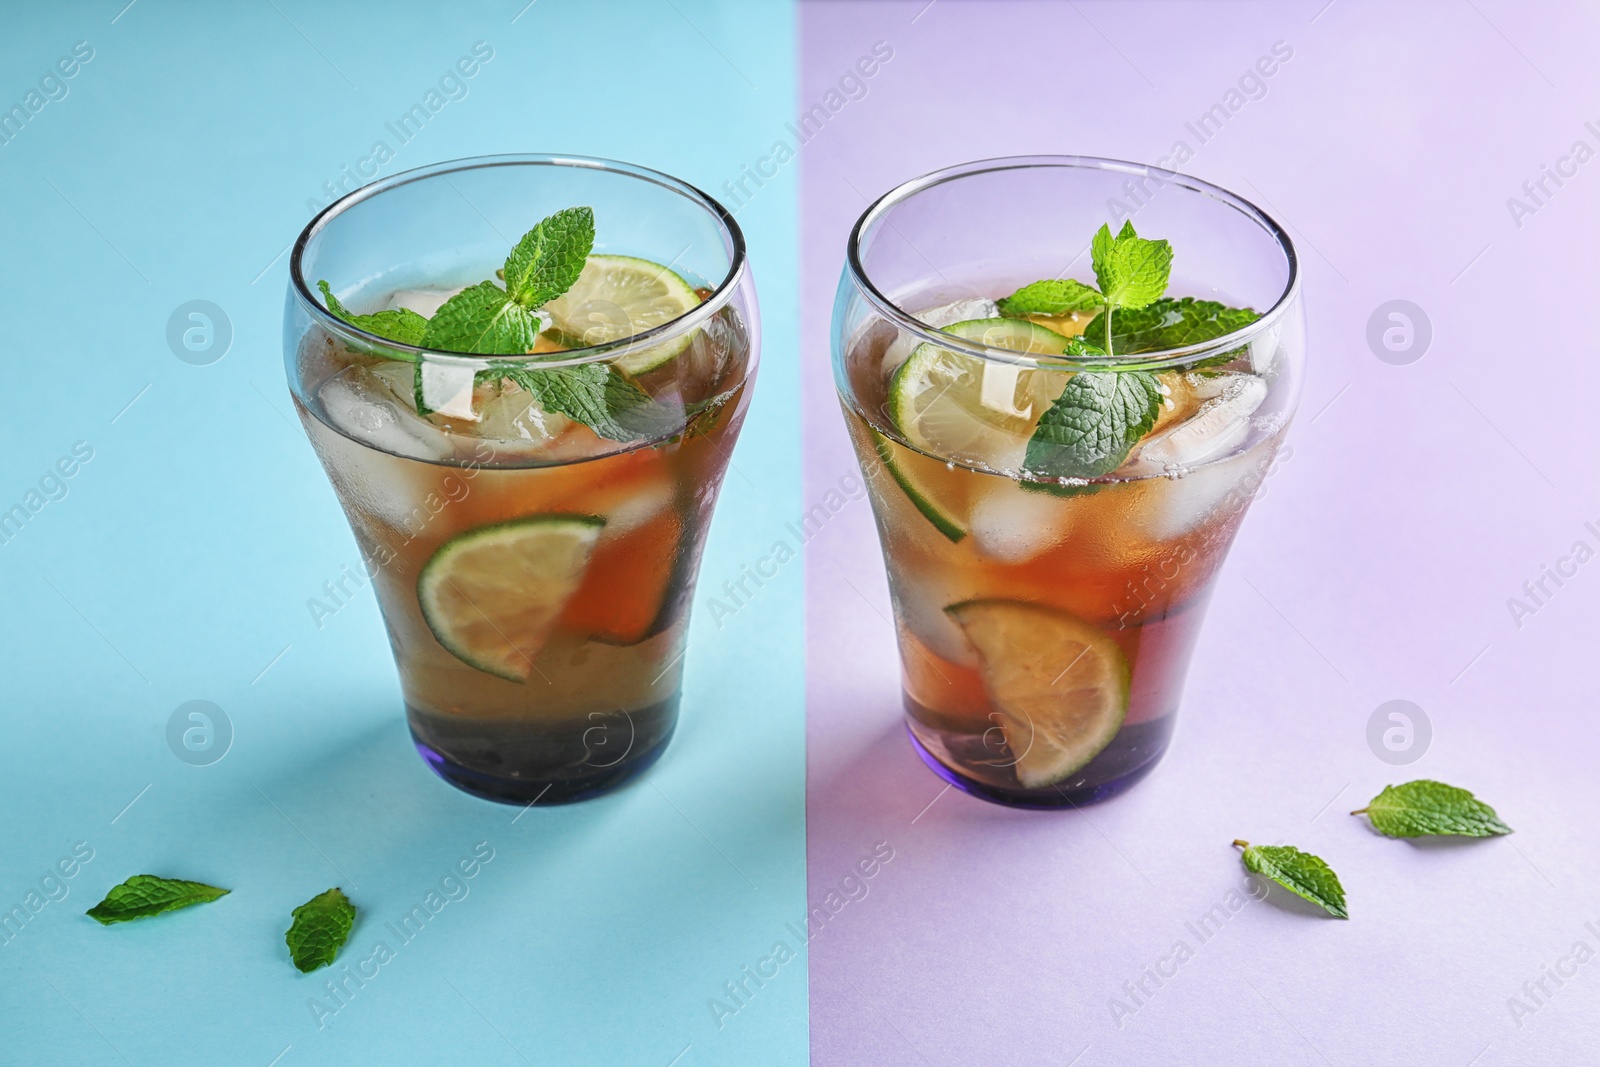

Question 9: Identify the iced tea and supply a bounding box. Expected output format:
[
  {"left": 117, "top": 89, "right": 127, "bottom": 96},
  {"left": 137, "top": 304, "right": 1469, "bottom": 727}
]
[
  {"left": 832, "top": 157, "right": 1302, "bottom": 807},
  {"left": 286, "top": 156, "right": 757, "bottom": 803}
]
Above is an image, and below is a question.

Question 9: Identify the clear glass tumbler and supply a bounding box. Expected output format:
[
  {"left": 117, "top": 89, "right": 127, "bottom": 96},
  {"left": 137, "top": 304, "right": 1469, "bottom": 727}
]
[
  {"left": 285, "top": 155, "right": 758, "bottom": 804},
  {"left": 832, "top": 156, "right": 1303, "bottom": 808}
]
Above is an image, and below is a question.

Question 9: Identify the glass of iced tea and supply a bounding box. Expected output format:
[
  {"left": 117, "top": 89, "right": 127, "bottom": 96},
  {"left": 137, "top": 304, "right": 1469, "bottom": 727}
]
[
  {"left": 285, "top": 155, "right": 757, "bottom": 804},
  {"left": 833, "top": 156, "right": 1303, "bottom": 807}
]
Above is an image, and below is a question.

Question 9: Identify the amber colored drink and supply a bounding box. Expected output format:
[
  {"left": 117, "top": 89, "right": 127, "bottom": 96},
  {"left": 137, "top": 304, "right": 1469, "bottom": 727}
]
[
  {"left": 831, "top": 157, "right": 1303, "bottom": 808},
  {"left": 842, "top": 320, "right": 1283, "bottom": 806},
  {"left": 295, "top": 313, "right": 749, "bottom": 802},
  {"left": 285, "top": 155, "right": 758, "bottom": 804}
]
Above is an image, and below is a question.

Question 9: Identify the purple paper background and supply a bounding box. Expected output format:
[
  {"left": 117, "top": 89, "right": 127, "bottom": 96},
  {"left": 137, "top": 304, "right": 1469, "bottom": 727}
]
[{"left": 800, "top": 2, "right": 1600, "bottom": 1063}]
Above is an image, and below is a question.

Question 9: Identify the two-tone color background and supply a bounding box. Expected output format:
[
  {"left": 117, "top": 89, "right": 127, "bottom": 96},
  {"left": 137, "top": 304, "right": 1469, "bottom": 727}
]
[{"left": 2, "top": 2, "right": 1597, "bottom": 1064}]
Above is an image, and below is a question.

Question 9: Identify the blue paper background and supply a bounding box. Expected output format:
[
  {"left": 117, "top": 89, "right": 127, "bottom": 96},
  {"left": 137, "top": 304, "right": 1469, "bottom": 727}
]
[{"left": 0, "top": 3, "right": 805, "bottom": 1064}]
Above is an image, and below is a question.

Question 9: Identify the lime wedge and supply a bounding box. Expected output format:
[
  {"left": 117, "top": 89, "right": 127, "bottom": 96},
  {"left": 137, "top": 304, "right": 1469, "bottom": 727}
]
[
  {"left": 945, "top": 600, "right": 1129, "bottom": 787},
  {"left": 872, "top": 428, "right": 966, "bottom": 543},
  {"left": 887, "top": 318, "right": 1069, "bottom": 469},
  {"left": 542, "top": 254, "right": 701, "bottom": 375},
  {"left": 418, "top": 515, "right": 604, "bottom": 681}
]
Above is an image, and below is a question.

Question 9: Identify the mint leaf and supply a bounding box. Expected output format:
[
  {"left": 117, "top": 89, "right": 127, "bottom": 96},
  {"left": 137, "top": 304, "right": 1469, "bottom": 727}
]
[
  {"left": 422, "top": 281, "right": 542, "bottom": 355},
  {"left": 317, "top": 280, "right": 429, "bottom": 348},
  {"left": 503, "top": 206, "right": 594, "bottom": 309},
  {"left": 1082, "top": 296, "right": 1259, "bottom": 355},
  {"left": 487, "top": 363, "right": 674, "bottom": 443},
  {"left": 322, "top": 206, "right": 667, "bottom": 442},
  {"left": 997, "top": 278, "right": 1105, "bottom": 317},
  {"left": 490, "top": 364, "right": 611, "bottom": 435},
  {"left": 285, "top": 887, "right": 356, "bottom": 973},
  {"left": 1353, "top": 780, "right": 1512, "bottom": 838},
  {"left": 604, "top": 369, "right": 683, "bottom": 441},
  {"left": 86, "top": 875, "right": 229, "bottom": 925},
  {"left": 318, "top": 278, "right": 354, "bottom": 318},
  {"left": 1024, "top": 370, "right": 1162, "bottom": 480},
  {"left": 1234, "top": 841, "right": 1348, "bottom": 918},
  {"left": 1091, "top": 221, "right": 1172, "bottom": 311}
]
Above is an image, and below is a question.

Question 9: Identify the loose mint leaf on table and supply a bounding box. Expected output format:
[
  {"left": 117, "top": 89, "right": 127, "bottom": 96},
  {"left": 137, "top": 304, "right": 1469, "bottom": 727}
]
[
  {"left": 1233, "top": 841, "right": 1348, "bottom": 919},
  {"left": 285, "top": 887, "right": 357, "bottom": 973},
  {"left": 503, "top": 206, "right": 594, "bottom": 309},
  {"left": 421, "top": 281, "right": 544, "bottom": 356},
  {"left": 1091, "top": 220, "right": 1172, "bottom": 312},
  {"left": 1352, "top": 780, "right": 1512, "bottom": 838},
  {"left": 1082, "top": 296, "right": 1260, "bottom": 354},
  {"left": 317, "top": 280, "right": 429, "bottom": 349},
  {"left": 997, "top": 278, "right": 1105, "bottom": 317},
  {"left": 86, "top": 875, "right": 229, "bottom": 925},
  {"left": 1024, "top": 367, "right": 1163, "bottom": 480}
]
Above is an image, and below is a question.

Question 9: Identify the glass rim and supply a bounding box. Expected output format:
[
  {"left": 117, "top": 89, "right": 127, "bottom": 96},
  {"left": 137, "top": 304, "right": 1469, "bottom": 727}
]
[
  {"left": 288, "top": 153, "right": 747, "bottom": 369},
  {"left": 844, "top": 154, "right": 1300, "bottom": 372}
]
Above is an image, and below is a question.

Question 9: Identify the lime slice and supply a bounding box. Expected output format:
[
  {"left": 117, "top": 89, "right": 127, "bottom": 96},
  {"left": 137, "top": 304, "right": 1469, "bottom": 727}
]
[
  {"left": 872, "top": 428, "right": 966, "bottom": 543},
  {"left": 945, "top": 600, "right": 1129, "bottom": 787},
  {"left": 542, "top": 254, "right": 701, "bottom": 375},
  {"left": 887, "top": 318, "right": 1069, "bottom": 468},
  {"left": 418, "top": 515, "right": 604, "bottom": 681}
]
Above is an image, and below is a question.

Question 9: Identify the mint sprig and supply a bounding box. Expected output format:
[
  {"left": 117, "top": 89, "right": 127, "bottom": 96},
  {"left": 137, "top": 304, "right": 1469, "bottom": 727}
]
[
  {"left": 1353, "top": 780, "right": 1512, "bottom": 838},
  {"left": 482, "top": 362, "right": 678, "bottom": 443},
  {"left": 1010, "top": 223, "right": 1171, "bottom": 483},
  {"left": 421, "top": 280, "right": 544, "bottom": 355},
  {"left": 86, "top": 874, "right": 229, "bottom": 925},
  {"left": 419, "top": 207, "right": 594, "bottom": 356},
  {"left": 1003, "top": 221, "right": 1265, "bottom": 483},
  {"left": 1082, "top": 296, "right": 1260, "bottom": 356},
  {"left": 415, "top": 206, "right": 597, "bottom": 358},
  {"left": 997, "top": 222, "right": 1171, "bottom": 357},
  {"left": 316, "top": 206, "right": 666, "bottom": 441},
  {"left": 1024, "top": 364, "right": 1163, "bottom": 480},
  {"left": 318, "top": 280, "right": 429, "bottom": 349},
  {"left": 995, "top": 278, "right": 1105, "bottom": 317},
  {"left": 1234, "top": 841, "right": 1348, "bottom": 919},
  {"left": 285, "top": 887, "right": 356, "bottom": 973},
  {"left": 504, "top": 206, "right": 594, "bottom": 309},
  {"left": 999, "top": 222, "right": 1258, "bottom": 360},
  {"left": 1092, "top": 220, "right": 1172, "bottom": 322}
]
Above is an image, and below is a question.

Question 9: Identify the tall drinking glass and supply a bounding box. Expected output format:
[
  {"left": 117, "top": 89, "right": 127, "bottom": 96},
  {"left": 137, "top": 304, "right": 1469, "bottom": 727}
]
[
  {"left": 286, "top": 155, "right": 757, "bottom": 804},
  {"left": 833, "top": 156, "right": 1302, "bottom": 808}
]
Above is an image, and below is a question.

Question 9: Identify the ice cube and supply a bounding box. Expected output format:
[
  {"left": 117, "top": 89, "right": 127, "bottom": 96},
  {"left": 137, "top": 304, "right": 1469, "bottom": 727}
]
[
  {"left": 599, "top": 475, "right": 674, "bottom": 534},
  {"left": 1127, "top": 448, "right": 1262, "bottom": 542},
  {"left": 317, "top": 367, "right": 453, "bottom": 463},
  {"left": 920, "top": 297, "right": 1001, "bottom": 327},
  {"left": 417, "top": 362, "right": 479, "bottom": 421},
  {"left": 365, "top": 359, "right": 419, "bottom": 408},
  {"left": 889, "top": 565, "right": 981, "bottom": 667},
  {"left": 456, "top": 380, "right": 575, "bottom": 461},
  {"left": 387, "top": 287, "right": 463, "bottom": 317},
  {"left": 968, "top": 480, "right": 1074, "bottom": 563},
  {"left": 881, "top": 297, "right": 1002, "bottom": 375},
  {"left": 1132, "top": 374, "right": 1267, "bottom": 473},
  {"left": 979, "top": 363, "right": 1034, "bottom": 420}
]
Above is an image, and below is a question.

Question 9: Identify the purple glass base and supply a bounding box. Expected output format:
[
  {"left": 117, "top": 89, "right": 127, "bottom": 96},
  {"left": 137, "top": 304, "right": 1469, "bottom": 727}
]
[
  {"left": 906, "top": 723, "right": 1169, "bottom": 809},
  {"left": 412, "top": 733, "right": 670, "bottom": 806},
  {"left": 407, "top": 695, "right": 678, "bottom": 806}
]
